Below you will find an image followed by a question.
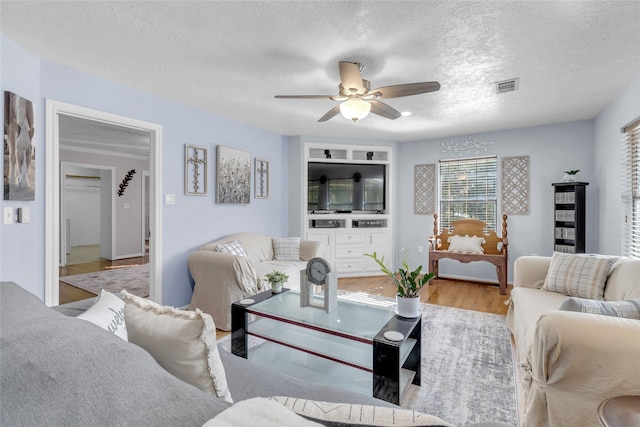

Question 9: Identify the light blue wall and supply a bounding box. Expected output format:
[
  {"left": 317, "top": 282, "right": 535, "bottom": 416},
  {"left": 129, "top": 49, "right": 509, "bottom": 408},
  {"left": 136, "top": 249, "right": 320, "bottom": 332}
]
[
  {"left": 0, "top": 36, "right": 43, "bottom": 297},
  {"left": 3, "top": 32, "right": 638, "bottom": 301},
  {"left": 593, "top": 73, "right": 640, "bottom": 255},
  {"left": 397, "top": 121, "right": 595, "bottom": 284},
  {"left": 1, "top": 34, "right": 289, "bottom": 306}
]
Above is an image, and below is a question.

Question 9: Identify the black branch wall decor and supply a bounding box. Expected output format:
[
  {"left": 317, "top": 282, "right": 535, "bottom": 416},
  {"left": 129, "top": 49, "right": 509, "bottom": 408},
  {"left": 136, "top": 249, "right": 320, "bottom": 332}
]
[{"left": 117, "top": 169, "right": 136, "bottom": 197}]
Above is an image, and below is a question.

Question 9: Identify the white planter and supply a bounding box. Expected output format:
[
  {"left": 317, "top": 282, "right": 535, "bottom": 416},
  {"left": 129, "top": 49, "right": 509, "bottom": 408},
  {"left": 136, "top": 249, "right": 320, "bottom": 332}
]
[
  {"left": 271, "top": 282, "right": 284, "bottom": 293},
  {"left": 396, "top": 295, "right": 421, "bottom": 318}
]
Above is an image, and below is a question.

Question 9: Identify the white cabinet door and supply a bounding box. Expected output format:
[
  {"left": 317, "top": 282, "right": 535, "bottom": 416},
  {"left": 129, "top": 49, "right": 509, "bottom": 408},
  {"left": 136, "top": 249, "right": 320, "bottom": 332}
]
[
  {"left": 306, "top": 230, "right": 335, "bottom": 267},
  {"left": 364, "top": 230, "right": 390, "bottom": 272}
]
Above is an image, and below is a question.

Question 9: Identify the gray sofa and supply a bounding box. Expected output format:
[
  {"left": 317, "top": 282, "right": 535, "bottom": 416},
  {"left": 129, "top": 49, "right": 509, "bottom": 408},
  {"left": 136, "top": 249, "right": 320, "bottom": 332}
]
[{"left": 0, "top": 281, "right": 426, "bottom": 426}]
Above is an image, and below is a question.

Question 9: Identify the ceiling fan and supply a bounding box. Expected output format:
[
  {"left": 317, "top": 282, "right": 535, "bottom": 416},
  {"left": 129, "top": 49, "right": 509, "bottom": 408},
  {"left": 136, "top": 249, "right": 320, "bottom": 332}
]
[{"left": 275, "top": 61, "right": 440, "bottom": 123}]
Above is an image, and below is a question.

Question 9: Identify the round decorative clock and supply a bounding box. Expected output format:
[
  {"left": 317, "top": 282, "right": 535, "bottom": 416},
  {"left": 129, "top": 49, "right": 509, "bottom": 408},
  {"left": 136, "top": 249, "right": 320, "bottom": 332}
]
[{"left": 306, "top": 257, "right": 331, "bottom": 285}]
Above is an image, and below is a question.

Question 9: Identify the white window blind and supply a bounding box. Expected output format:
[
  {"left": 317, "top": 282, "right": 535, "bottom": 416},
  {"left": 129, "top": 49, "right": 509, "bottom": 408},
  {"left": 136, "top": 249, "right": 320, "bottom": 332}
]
[
  {"left": 439, "top": 156, "right": 497, "bottom": 231},
  {"left": 621, "top": 117, "right": 640, "bottom": 258}
]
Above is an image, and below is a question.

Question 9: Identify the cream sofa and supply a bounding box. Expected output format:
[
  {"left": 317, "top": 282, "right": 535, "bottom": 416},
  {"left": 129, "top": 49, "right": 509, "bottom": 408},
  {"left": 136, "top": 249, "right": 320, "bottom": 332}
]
[
  {"left": 506, "top": 255, "right": 640, "bottom": 427},
  {"left": 188, "top": 232, "right": 323, "bottom": 331}
]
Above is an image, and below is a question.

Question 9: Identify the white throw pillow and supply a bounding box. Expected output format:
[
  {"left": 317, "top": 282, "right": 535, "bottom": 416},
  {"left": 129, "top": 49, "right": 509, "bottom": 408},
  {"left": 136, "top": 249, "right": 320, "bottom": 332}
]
[
  {"left": 447, "top": 235, "right": 485, "bottom": 254},
  {"left": 76, "top": 289, "right": 127, "bottom": 341},
  {"left": 273, "top": 237, "right": 301, "bottom": 260},
  {"left": 121, "top": 291, "right": 233, "bottom": 402},
  {"left": 542, "top": 252, "right": 617, "bottom": 300},
  {"left": 214, "top": 240, "right": 248, "bottom": 257}
]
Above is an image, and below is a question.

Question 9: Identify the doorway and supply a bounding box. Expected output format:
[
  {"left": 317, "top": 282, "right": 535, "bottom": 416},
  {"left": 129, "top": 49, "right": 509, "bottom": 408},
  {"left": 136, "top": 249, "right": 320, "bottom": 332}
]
[
  {"left": 45, "top": 100, "right": 163, "bottom": 306},
  {"left": 60, "top": 162, "right": 115, "bottom": 266}
]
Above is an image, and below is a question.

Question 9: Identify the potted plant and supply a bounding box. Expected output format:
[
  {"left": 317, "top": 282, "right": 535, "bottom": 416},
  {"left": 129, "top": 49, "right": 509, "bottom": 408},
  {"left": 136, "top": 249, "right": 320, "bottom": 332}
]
[
  {"left": 365, "top": 251, "right": 434, "bottom": 318},
  {"left": 265, "top": 270, "right": 289, "bottom": 293},
  {"left": 563, "top": 169, "right": 580, "bottom": 182}
]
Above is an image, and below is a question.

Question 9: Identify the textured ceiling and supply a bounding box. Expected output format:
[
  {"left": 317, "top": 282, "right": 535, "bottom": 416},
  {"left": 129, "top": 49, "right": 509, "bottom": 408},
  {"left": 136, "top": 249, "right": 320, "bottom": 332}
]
[{"left": 1, "top": 1, "right": 639, "bottom": 143}]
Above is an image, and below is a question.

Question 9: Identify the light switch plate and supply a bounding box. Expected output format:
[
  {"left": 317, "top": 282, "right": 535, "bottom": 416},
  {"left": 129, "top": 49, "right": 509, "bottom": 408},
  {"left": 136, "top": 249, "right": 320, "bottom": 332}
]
[
  {"left": 164, "top": 194, "right": 176, "bottom": 205},
  {"left": 17, "top": 207, "right": 30, "bottom": 223},
  {"left": 4, "top": 207, "right": 14, "bottom": 225}
]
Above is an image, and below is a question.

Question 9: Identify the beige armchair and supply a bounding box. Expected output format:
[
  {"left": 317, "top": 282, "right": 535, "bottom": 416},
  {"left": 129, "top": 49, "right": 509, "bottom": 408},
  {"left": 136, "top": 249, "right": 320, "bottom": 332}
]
[{"left": 188, "top": 232, "right": 323, "bottom": 331}]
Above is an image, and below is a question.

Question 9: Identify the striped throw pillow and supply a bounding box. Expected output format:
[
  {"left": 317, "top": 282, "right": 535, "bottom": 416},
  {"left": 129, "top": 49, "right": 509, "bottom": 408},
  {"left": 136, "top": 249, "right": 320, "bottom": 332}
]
[
  {"left": 542, "top": 252, "right": 617, "bottom": 300},
  {"left": 273, "top": 237, "right": 300, "bottom": 260}
]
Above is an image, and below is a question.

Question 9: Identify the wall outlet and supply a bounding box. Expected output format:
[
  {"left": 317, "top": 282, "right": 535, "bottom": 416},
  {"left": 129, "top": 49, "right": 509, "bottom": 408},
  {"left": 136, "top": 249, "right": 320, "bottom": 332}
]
[
  {"left": 164, "top": 194, "right": 176, "bottom": 205},
  {"left": 418, "top": 245, "right": 424, "bottom": 253},
  {"left": 3, "top": 207, "right": 14, "bottom": 225}
]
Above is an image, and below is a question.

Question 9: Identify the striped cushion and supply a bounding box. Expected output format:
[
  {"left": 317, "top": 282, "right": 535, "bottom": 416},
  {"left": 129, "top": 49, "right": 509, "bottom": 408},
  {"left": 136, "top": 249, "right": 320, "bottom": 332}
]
[
  {"left": 214, "top": 240, "right": 248, "bottom": 257},
  {"left": 269, "top": 396, "right": 452, "bottom": 426},
  {"left": 542, "top": 252, "right": 617, "bottom": 300},
  {"left": 560, "top": 297, "right": 640, "bottom": 319},
  {"left": 272, "top": 237, "right": 300, "bottom": 260}
]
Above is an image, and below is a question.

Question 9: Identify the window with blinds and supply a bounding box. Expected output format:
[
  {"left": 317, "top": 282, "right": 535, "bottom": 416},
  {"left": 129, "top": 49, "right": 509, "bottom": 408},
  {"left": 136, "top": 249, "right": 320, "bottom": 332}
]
[
  {"left": 621, "top": 117, "right": 640, "bottom": 258},
  {"left": 438, "top": 156, "right": 497, "bottom": 231}
]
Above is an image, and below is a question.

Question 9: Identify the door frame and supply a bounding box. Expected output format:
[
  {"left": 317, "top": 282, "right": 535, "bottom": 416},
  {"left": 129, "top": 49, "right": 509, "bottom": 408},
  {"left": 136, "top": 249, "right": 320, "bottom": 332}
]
[
  {"left": 60, "top": 161, "right": 116, "bottom": 266},
  {"left": 45, "top": 100, "right": 163, "bottom": 306},
  {"left": 141, "top": 170, "right": 150, "bottom": 255}
]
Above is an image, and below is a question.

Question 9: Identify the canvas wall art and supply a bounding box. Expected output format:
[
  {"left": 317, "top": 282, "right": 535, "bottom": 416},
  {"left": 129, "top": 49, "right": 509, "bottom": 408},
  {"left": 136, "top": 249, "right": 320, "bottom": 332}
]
[
  {"left": 4, "top": 91, "right": 35, "bottom": 201},
  {"left": 216, "top": 145, "right": 250, "bottom": 204}
]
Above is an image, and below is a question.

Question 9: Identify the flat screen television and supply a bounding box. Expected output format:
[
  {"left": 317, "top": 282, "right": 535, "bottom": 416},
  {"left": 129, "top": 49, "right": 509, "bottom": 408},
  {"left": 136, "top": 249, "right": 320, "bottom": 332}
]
[{"left": 307, "top": 162, "right": 386, "bottom": 213}]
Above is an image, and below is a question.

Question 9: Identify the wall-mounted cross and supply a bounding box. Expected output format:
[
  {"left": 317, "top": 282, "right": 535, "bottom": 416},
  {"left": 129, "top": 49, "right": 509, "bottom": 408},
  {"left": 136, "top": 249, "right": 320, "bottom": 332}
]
[
  {"left": 188, "top": 147, "right": 206, "bottom": 193},
  {"left": 256, "top": 159, "right": 269, "bottom": 197}
]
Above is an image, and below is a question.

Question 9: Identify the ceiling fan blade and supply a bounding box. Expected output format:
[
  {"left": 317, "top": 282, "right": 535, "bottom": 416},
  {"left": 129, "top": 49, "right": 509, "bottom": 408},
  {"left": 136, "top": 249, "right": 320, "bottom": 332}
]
[
  {"left": 339, "top": 61, "right": 364, "bottom": 94},
  {"left": 371, "top": 81, "right": 440, "bottom": 99},
  {"left": 369, "top": 100, "right": 402, "bottom": 120},
  {"left": 318, "top": 105, "right": 341, "bottom": 122},
  {"left": 275, "top": 95, "right": 336, "bottom": 99}
]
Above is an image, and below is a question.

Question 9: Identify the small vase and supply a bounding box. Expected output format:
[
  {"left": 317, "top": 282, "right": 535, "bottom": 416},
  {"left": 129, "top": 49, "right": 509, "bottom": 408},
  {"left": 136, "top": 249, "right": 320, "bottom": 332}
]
[
  {"left": 396, "top": 295, "right": 421, "bottom": 318},
  {"left": 271, "top": 283, "right": 284, "bottom": 293},
  {"left": 563, "top": 173, "right": 577, "bottom": 182}
]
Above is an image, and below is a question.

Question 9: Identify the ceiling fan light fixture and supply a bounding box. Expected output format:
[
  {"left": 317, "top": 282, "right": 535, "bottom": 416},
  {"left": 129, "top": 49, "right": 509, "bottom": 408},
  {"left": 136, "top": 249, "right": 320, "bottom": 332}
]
[{"left": 340, "top": 98, "right": 371, "bottom": 122}]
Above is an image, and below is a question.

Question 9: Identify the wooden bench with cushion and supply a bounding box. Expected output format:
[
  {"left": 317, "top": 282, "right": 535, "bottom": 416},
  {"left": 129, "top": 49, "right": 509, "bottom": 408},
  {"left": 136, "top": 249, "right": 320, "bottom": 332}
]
[{"left": 428, "top": 214, "right": 509, "bottom": 295}]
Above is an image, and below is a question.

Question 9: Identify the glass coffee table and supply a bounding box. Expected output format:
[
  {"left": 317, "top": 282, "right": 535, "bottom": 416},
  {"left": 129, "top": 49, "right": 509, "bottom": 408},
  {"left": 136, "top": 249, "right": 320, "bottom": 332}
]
[{"left": 231, "top": 289, "right": 421, "bottom": 404}]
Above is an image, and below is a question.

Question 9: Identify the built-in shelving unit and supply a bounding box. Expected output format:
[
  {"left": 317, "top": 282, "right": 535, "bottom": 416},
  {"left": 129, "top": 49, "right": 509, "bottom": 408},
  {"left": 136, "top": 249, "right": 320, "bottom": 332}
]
[
  {"left": 552, "top": 182, "right": 588, "bottom": 253},
  {"left": 303, "top": 143, "right": 393, "bottom": 277}
]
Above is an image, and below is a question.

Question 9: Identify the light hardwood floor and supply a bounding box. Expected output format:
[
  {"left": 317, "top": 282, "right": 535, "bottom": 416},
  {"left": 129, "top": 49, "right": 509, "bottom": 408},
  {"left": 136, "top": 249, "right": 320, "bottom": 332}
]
[
  {"left": 60, "top": 254, "right": 511, "bottom": 341},
  {"left": 339, "top": 275, "right": 511, "bottom": 316},
  {"left": 59, "top": 255, "right": 149, "bottom": 304}
]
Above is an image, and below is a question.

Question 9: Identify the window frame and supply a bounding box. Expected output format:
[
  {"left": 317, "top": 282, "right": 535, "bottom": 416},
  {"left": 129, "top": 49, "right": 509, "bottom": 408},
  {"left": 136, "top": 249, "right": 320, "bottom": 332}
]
[
  {"left": 621, "top": 117, "right": 640, "bottom": 258},
  {"left": 438, "top": 155, "right": 498, "bottom": 231}
]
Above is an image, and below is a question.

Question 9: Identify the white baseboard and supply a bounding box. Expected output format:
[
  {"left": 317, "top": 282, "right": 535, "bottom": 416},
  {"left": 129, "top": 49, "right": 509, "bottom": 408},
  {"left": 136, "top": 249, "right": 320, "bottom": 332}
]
[{"left": 112, "top": 252, "right": 144, "bottom": 260}]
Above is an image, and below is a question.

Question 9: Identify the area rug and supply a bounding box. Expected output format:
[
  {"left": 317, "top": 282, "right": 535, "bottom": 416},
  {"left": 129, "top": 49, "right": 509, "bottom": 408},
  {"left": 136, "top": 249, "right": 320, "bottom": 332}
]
[
  {"left": 60, "top": 264, "right": 149, "bottom": 297},
  {"left": 219, "top": 291, "right": 517, "bottom": 427}
]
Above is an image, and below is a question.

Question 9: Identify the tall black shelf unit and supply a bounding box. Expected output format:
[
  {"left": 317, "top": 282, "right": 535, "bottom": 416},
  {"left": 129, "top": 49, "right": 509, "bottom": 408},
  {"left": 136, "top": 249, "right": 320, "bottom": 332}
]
[{"left": 552, "top": 182, "right": 588, "bottom": 254}]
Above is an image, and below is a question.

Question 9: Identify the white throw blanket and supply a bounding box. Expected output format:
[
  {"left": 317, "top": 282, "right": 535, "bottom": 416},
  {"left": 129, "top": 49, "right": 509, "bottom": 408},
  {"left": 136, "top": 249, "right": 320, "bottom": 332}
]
[{"left": 202, "top": 398, "right": 321, "bottom": 427}]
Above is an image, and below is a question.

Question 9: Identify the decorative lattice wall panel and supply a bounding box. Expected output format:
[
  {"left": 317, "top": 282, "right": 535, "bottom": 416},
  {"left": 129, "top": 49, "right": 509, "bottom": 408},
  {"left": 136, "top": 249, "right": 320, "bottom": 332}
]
[
  {"left": 414, "top": 164, "right": 436, "bottom": 215},
  {"left": 501, "top": 155, "right": 529, "bottom": 215}
]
